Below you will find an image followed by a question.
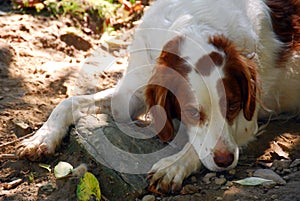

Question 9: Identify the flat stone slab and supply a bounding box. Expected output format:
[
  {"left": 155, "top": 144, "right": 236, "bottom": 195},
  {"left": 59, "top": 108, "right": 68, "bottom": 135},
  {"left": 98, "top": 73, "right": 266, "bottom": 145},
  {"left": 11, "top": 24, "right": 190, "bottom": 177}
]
[{"left": 71, "top": 114, "right": 188, "bottom": 200}]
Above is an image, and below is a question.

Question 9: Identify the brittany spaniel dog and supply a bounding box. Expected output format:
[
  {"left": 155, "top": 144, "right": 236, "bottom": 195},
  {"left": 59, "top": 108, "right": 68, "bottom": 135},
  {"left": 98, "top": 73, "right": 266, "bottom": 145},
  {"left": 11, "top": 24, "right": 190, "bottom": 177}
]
[{"left": 17, "top": 0, "right": 300, "bottom": 193}]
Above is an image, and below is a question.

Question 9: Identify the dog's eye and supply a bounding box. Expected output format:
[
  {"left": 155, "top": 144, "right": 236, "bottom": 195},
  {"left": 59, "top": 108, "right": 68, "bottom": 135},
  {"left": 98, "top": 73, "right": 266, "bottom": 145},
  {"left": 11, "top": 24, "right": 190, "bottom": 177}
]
[
  {"left": 186, "top": 108, "right": 200, "bottom": 118},
  {"left": 228, "top": 101, "right": 240, "bottom": 112}
]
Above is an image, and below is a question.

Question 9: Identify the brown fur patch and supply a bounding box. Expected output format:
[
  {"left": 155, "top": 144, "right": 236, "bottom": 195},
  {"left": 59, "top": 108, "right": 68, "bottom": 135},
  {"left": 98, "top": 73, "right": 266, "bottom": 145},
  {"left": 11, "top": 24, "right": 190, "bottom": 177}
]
[
  {"left": 158, "top": 36, "right": 192, "bottom": 76},
  {"left": 266, "top": 0, "right": 300, "bottom": 64},
  {"left": 195, "top": 51, "right": 224, "bottom": 76},
  {"left": 209, "top": 35, "right": 258, "bottom": 123},
  {"left": 145, "top": 36, "right": 194, "bottom": 142}
]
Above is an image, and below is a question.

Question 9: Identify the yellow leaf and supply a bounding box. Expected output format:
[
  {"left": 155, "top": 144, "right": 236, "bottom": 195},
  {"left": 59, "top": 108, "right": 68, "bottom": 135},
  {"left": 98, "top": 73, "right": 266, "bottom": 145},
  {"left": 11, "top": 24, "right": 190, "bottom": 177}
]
[{"left": 77, "top": 172, "right": 101, "bottom": 201}]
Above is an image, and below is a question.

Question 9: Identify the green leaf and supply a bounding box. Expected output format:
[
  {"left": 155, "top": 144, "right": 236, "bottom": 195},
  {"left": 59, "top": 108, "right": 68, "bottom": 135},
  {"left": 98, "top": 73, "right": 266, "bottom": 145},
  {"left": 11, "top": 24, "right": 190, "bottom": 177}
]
[
  {"left": 233, "top": 177, "right": 273, "bottom": 186},
  {"left": 39, "top": 163, "right": 51, "bottom": 172},
  {"left": 77, "top": 172, "right": 101, "bottom": 201},
  {"left": 54, "top": 161, "right": 73, "bottom": 178}
]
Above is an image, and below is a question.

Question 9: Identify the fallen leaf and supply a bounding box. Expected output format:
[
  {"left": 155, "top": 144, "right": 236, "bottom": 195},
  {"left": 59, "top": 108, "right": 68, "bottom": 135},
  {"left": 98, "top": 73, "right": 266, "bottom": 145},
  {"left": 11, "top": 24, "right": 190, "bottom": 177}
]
[
  {"left": 77, "top": 172, "right": 101, "bottom": 201},
  {"left": 270, "top": 141, "right": 289, "bottom": 159},
  {"left": 39, "top": 163, "right": 51, "bottom": 172},
  {"left": 54, "top": 161, "right": 73, "bottom": 179},
  {"left": 233, "top": 177, "right": 273, "bottom": 186}
]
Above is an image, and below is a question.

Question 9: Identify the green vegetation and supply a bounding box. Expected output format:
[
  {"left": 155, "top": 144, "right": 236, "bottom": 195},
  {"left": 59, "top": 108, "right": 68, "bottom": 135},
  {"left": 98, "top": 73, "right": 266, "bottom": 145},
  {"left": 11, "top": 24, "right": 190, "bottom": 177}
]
[{"left": 12, "top": 0, "right": 144, "bottom": 34}]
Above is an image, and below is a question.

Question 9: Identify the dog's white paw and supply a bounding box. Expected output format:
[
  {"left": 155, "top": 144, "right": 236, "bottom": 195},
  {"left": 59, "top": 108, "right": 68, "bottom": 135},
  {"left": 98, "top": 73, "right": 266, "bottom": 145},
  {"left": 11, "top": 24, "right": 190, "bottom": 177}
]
[
  {"left": 148, "top": 155, "right": 188, "bottom": 193},
  {"left": 147, "top": 144, "right": 201, "bottom": 193},
  {"left": 16, "top": 126, "right": 63, "bottom": 160}
]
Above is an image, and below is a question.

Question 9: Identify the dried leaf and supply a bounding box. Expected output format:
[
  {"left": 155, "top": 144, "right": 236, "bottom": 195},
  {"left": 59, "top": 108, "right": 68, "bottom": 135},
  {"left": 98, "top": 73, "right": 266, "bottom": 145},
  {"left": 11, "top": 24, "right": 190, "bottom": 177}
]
[
  {"left": 233, "top": 177, "right": 273, "bottom": 186},
  {"left": 270, "top": 141, "right": 289, "bottom": 159},
  {"left": 54, "top": 161, "right": 73, "bottom": 179},
  {"left": 39, "top": 163, "right": 51, "bottom": 172}
]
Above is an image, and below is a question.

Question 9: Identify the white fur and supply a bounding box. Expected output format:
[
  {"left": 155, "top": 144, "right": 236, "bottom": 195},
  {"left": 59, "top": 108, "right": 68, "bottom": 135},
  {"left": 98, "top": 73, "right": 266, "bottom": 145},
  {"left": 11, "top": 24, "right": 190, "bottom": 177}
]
[{"left": 17, "top": 0, "right": 300, "bottom": 192}]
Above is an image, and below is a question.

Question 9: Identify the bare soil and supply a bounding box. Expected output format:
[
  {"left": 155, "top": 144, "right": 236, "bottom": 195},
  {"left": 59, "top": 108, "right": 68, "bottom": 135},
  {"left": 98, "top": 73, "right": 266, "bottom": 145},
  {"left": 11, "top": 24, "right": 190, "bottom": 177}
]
[{"left": 0, "top": 4, "right": 300, "bottom": 201}]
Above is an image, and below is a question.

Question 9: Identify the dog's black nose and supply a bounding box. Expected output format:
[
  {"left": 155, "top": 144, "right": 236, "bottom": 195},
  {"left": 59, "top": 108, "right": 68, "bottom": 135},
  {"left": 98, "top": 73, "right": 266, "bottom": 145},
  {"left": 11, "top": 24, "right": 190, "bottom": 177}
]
[{"left": 213, "top": 152, "right": 234, "bottom": 168}]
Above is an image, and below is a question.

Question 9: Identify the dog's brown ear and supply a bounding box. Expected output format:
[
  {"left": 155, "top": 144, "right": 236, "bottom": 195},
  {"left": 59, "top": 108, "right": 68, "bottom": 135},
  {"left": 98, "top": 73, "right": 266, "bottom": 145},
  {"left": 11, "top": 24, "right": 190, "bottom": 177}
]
[
  {"left": 145, "top": 84, "right": 179, "bottom": 142},
  {"left": 209, "top": 35, "right": 258, "bottom": 121},
  {"left": 239, "top": 60, "right": 257, "bottom": 121}
]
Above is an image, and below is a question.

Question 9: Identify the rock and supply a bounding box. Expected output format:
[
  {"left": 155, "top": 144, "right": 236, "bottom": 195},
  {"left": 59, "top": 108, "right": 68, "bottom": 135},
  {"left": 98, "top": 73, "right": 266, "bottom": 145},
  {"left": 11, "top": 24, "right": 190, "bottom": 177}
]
[
  {"left": 202, "top": 172, "right": 216, "bottom": 184},
  {"left": 283, "top": 175, "right": 290, "bottom": 181},
  {"left": 60, "top": 33, "right": 92, "bottom": 51},
  {"left": 225, "top": 181, "right": 234, "bottom": 187},
  {"left": 142, "top": 195, "right": 155, "bottom": 201},
  {"left": 282, "top": 169, "right": 291, "bottom": 174},
  {"left": 253, "top": 169, "right": 286, "bottom": 185},
  {"left": 202, "top": 177, "right": 211, "bottom": 184},
  {"left": 228, "top": 169, "right": 236, "bottom": 175},
  {"left": 38, "top": 182, "right": 56, "bottom": 196},
  {"left": 272, "top": 160, "right": 291, "bottom": 170},
  {"left": 190, "top": 176, "right": 197, "bottom": 183},
  {"left": 290, "top": 159, "right": 300, "bottom": 168},
  {"left": 246, "top": 169, "right": 254, "bottom": 177},
  {"left": 72, "top": 114, "right": 188, "bottom": 201},
  {"left": 262, "top": 181, "right": 277, "bottom": 189},
  {"left": 180, "top": 184, "right": 199, "bottom": 195},
  {"left": 12, "top": 119, "right": 32, "bottom": 137},
  {"left": 214, "top": 177, "right": 227, "bottom": 185},
  {"left": 220, "top": 186, "right": 229, "bottom": 190}
]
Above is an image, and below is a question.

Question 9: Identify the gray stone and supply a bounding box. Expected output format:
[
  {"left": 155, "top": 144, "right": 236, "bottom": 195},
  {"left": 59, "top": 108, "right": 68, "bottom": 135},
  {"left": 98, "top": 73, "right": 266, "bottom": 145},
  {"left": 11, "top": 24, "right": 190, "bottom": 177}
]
[
  {"left": 253, "top": 169, "right": 286, "bottom": 185},
  {"left": 71, "top": 114, "right": 189, "bottom": 201},
  {"left": 290, "top": 159, "right": 300, "bottom": 168},
  {"left": 142, "top": 195, "right": 155, "bottom": 201},
  {"left": 214, "top": 177, "right": 227, "bottom": 185},
  {"left": 204, "top": 172, "right": 216, "bottom": 179},
  {"left": 272, "top": 160, "right": 292, "bottom": 170},
  {"left": 180, "top": 184, "right": 199, "bottom": 194},
  {"left": 262, "top": 181, "right": 277, "bottom": 189}
]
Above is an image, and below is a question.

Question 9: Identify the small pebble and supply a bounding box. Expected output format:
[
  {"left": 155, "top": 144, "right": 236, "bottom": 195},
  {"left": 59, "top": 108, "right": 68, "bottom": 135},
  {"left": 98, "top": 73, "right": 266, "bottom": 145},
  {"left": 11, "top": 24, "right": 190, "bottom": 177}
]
[
  {"left": 202, "top": 177, "right": 211, "bottom": 184},
  {"left": 214, "top": 177, "right": 227, "bottom": 185},
  {"left": 216, "top": 196, "right": 223, "bottom": 200},
  {"left": 283, "top": 175, "right": 289, "bottom": 180},
  {"left": 246, "top": 169, "right": 254, "bottom": 177},
  {"left": 228, "top": 169, "right": 236, "bottom": 175},
  {"left": 262, "top": 181, "right": 277, "bottom": 189},
  {"left": 180, "top": 184, "right": 199, "bottom": 195},
  {"left": 190, "top": 176, "right": 197, "bottom": 183},
  {"left": 204, "top": 172, "right": 217, "bottom": 179},
  {"left": 142, "top": 195, "right": 155, "bottom": 201},
  {"left": 271, "top": 194, "right": 278, "bottom": 199},
  {"left": 221, "top": 186, "right": 229, "bottom": 190},
  {"left": 202, "top": 172, "right": 216, "bottom": 184},
  {"left": 225, "top": 181, "right": 234, "bottom": 187}
]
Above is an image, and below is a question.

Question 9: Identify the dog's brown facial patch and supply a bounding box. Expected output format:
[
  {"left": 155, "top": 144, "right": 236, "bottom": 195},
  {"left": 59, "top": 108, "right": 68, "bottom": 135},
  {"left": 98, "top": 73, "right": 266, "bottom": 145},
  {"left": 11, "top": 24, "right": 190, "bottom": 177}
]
[
  {"left": 145, "top": 36, "right": 194, "bottom": 142},
  {"left": 195, "top": 51, "right": 224, "bottom": 76},
  {"left": 266, "top": 0, "right": 300, "bottom": 65},
  {"left": 158, "top": 36, "right": 192, "bottom": 76},
  {"left": 210, "top": 35, "right": 258, "bottom": 124}
]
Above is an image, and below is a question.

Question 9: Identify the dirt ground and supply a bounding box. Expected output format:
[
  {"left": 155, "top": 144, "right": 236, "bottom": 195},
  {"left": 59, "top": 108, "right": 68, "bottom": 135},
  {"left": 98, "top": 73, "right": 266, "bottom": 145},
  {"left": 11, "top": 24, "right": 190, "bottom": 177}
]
[{"left": 0, "top": 3, "right": 300, "bottom": 201}]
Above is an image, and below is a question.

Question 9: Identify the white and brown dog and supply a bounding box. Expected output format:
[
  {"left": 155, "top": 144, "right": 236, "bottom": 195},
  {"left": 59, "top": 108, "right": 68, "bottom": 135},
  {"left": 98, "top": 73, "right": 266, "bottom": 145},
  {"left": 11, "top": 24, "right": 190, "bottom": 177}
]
[{"left": 17, "top": 0, "right": 300, "bottom": 193}]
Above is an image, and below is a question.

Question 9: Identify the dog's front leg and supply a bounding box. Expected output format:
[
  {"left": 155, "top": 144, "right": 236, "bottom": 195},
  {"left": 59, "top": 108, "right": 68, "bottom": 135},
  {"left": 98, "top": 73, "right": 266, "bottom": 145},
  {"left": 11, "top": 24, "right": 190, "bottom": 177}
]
[
  {"left": 16, "top": 88, "right": 115, "bottom": 160},
  {"left": 147, "top": 142, "right": 201, "bottom": 193}
]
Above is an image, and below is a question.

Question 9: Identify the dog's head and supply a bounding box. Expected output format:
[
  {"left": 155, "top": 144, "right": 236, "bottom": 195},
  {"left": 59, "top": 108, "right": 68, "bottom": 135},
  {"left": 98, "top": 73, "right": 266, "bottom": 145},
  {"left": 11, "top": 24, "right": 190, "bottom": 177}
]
[{"left": 145, "top": 35, "right": 258, "bottom": 171}]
